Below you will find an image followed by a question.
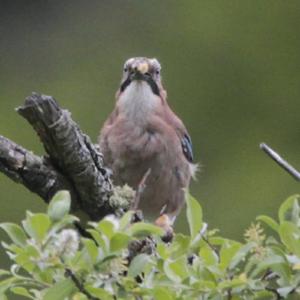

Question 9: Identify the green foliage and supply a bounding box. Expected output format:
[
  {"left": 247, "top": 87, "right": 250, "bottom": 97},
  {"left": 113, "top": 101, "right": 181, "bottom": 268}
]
[{"left": 1, "top": 192, "right": 300, "bottom": 299}]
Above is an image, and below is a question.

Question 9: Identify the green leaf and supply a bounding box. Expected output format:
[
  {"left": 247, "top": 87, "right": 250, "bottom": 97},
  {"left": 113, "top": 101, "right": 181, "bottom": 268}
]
[
  {"left": 219, "top": 240, "right": 242, "bottom": 270},
  {"left": 44, "top": 279, "right": 76, "bottom": 300},
  {"left": 97, "top": 219, "right": 117, "bottom": 239},
  {"left": 191, "top": 280, "right": 216, "bottom": 292},
  {"left": 256, "top": 215, "right": 279, "bottom": 232},
  {"left": 85, "top": 286, "right": 114, "bottom": 300},
  {"left": 0, "top": 293, "right": 8, "bottom": 300},
  {"left": 72, "top": 293, "right": 88, "bottom": 300},
  {"left": 199, "top": 245, "right": 218, "bottom": 266},
  {"left": 157, "top": 242, "right": 169, "bottom": 259},
  {"left": 10, "top": 287, "right": 33, "bottom": 299},
  {"left": 47, "top": 190, "right": 71, "bottom": 221},
  {"left": 15, "top": 245, "right": 40, "bottom": 272},
  {"left": 186, "top": 193, "right": 203, "bottom": 239},
  {"left": 0, "top": 277, "right": 19, "bottom": 294},
  {"left": 250, "top": 255, "right": 287, "bottom": 278},
  {"left": 153, "top": 287, "right": 173, "bottom": 300},
  {"left": 0, "top": 271, "right": 10, "bottom": 278},
  {"left": 82, "top": 239, "right": 99, "bottom": 264},
  {"left": 0, "top": 223, "right": 27, "bottom": 247},
  {"left": 51, "top": 215, "right": 79, "bottom": 234},
  {"left": 110, "top": 232, "right": 131, "bottom": 252},
  {"left": 127, "top": 222, "right": 164, "bottom": 237},
  {"left": 218, "top": 277, "right": 247, "bottom": 290},
  {"left": 277, "top": 286, "right": 295, "bottom": 298},
  {"left": 229, "top": 242, "right": 255, "bottom": 269},
  {"left": 209, "top": 237, "right": 229, "bottom": 247},
  {"left": 128, "top": 254, "right": 153, "bottom": 277},
  {"left": 279, "top": 221, "right": 300, "bottom": 257},
  {"left": 22, "top": 213, "right": 51, "bottom": 242},
  {"left": 169, "top": 233, "right": 191, "bottom": 257},
  {"left": 86, "top": 229, "right": 109, "bottom": 254},
  {"left": 163, "top": 256, "right": 189, "bottom": 283},
  {"left": 253, "top": 290, "right": 276, "bottom": 299},
  {"left": 278, "top": 194, "right": 300, "bottom": 224},
  {"left": 70, "top": 250, "right": 92, "bottom": 271},
  {"left": 119, "top": 211, "right": 134, "bottom": 230}
]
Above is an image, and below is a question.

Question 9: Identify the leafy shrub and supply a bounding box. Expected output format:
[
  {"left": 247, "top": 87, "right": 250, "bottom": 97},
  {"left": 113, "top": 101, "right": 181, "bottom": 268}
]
[{"left": 1, "top": 191, "right": 300, "bottom": 299}]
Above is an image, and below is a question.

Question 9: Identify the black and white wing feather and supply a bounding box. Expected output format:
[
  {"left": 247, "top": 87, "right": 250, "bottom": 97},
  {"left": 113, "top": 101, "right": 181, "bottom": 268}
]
[{"left": 181, "top": 133, "right": 193, "bottom": 163}]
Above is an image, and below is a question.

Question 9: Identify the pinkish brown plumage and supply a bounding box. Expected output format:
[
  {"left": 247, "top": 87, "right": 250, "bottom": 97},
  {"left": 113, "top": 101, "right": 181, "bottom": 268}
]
[{"left": 99, "top": 57, "right": 196, "bottom": 224}]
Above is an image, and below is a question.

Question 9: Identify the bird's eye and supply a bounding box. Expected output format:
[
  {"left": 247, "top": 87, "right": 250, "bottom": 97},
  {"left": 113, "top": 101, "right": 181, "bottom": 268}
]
[
  {"left": 156, "top": 69, "right": 160, "bottom": 75},
  {"left": 124, "top": 67, "right": 128, "bottom": 72}
]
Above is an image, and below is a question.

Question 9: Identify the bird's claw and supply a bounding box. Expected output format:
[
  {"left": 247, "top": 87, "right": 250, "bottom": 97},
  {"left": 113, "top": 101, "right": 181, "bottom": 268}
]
[{"left": 155, "top": 214, "right": 174, "bottom": 243}]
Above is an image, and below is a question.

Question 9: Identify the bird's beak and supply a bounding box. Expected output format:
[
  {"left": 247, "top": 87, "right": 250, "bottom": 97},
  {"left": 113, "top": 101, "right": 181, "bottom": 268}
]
[
  {"left": 130, "top": 62, "right": 150, "bottom": 81},
  {"left": 136, "top": 62, "right": 149, "bottom": 74},
  {"left": 120, "top": 61, "right": 160, "bottom": 95}
]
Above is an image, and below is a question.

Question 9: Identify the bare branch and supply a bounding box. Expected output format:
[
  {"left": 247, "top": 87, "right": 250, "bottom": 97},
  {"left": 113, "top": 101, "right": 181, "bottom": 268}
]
[
  {"left": 131, "top": 168, "right": 151, "bottom": 210},
  {"left": 0, "top": 92, "right": 132, "bottom": 220},
  {"left": 15, "top": 92, "right": 114, "bottom": 219},
  {"left": 65, "top": 268, "right": 98, "bottom": 300},
  {"left": 260, "top": 143, "right": 300, "bottom": 181},
  {"left": 0, "top": 135, "right": 77, "bottom": 205}
]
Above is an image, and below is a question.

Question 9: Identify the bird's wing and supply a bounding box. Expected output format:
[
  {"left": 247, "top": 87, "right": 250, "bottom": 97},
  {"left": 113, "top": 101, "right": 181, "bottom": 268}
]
[
  {"left": 98, "top": 107, "right": 119, "bottom": 152},
  {"left": 181, "top": 132, "right": 194, "bottom": 163},
  {"left": 163, "top": 105, "right": 194, "bottom": 163}
]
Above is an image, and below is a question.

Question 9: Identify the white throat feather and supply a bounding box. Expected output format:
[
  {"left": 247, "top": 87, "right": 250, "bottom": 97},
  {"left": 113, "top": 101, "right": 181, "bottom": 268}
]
[{"left": 118, "top": 81, "right": 160, "bottom": 124}]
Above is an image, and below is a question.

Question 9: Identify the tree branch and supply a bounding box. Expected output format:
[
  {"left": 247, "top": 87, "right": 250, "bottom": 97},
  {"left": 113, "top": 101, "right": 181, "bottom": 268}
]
[
  {"left": 260, "top": 143, "right": 300, "bottom": 182},
  {"left": 65, "top": 268, "right": 98, "bottom": 300},
  {"left": 0, "top": 92, "right": 130, "bottom": 220},
  {"left": 0, "top": 135, "right": 77, "bottom": 205}
]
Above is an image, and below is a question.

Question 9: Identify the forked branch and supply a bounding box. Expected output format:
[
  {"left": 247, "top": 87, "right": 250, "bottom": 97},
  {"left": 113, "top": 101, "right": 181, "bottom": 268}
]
[{"left": 0, "top": 93, "right": 126, "bottom": 220}]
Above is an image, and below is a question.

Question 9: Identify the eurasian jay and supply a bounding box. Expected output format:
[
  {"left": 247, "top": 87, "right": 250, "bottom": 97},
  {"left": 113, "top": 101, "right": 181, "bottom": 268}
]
[{"left": 99, "top": 57, "right": 196, "bottom": 231}]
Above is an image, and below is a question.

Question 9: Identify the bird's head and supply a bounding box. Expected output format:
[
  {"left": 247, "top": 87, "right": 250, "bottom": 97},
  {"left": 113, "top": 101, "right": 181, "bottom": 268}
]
[
  {"left": 116, "top": 57, "right": 167, "bottom": 121},
  {"left": 119, "top": 57, "right": 164, "bottom": 98}
]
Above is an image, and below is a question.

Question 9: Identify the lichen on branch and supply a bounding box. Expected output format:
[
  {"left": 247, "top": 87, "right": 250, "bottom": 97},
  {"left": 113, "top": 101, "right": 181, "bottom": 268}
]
[{"left": 0, "top": 92, "right": 131, "bottom": 220}]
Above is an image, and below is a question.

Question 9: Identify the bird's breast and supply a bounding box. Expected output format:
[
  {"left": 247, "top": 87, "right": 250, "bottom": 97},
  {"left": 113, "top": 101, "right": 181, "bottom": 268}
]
[{"left": 117, "top": 81, "right": 161, "bottom": 126}]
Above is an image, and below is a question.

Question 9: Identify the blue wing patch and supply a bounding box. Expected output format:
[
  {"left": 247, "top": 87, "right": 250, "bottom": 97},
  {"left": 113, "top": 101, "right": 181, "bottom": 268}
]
[{"left": 181, "top": 133, "right": 193, "bottom": 163}]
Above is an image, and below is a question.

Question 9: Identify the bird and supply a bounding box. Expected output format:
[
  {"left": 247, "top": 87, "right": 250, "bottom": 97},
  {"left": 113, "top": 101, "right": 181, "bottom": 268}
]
[{"left": 99, "top": 57, "right": 196, "bottom": 233}]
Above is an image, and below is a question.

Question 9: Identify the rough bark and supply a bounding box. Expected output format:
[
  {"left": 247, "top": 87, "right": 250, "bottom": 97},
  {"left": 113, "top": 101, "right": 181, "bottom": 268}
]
[
  {"left": 0, "top": 92, "right": 117, "bottom": 220},
  {"left": 0, "top": 135, "right": 76, "bottom": 204}
]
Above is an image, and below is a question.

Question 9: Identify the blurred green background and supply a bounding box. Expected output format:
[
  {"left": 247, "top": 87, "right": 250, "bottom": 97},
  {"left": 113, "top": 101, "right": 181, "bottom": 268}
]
[{"left": 1, "top": 0, "right": 300, "bottom": 272}]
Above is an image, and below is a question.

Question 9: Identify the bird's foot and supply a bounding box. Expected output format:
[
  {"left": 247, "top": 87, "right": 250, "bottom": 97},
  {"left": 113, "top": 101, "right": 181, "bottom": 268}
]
[{"left": 155, "top": 214, "right": 174, "bottom": 243}]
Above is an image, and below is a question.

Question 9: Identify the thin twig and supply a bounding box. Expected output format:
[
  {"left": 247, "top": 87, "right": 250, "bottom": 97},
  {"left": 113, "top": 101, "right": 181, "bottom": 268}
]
[
  {"left": 202, "top": 236, "right": 220, "bottom": 260},
  {"left": 73, "top": 221, "right": 98, "bottom": 244},
  {"left": 260, "top": 143, "right": 300, "bottom": 181},
  {"left": 265, "top": 287, "right": 282, "bottom": 299},
  {"left": 65, "top": 268, "right": 99, "bottom": 300},
  {"left": 131, "top": 168, "right": 151, "bottom": 210},
  {"left": 227, "top": 288, "right": 232, "bottom": 300},
  {"left": 191, "top": 223, "right": 220, "bottom": 261}
]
